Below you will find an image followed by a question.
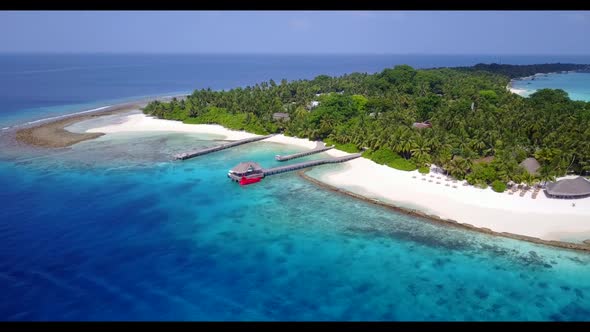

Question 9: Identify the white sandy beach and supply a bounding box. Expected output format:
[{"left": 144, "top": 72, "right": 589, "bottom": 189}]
[
  {"left": 86, "top": 112, "right": 590, "bottom": 243},
  {"left": 508, "top": 87, "right": 529, "bottom": 96},
  {"left": 506, "top": 82, "right": 529, "bottom": 97},
  {"left": 87, "top": 112, "right": 323, "bottom": 150},
  {"left": 86, "top": 113, "right": 259, "bottom": 140},
  {"left": 316, "top": 157, "right": 590, "bottom": 243}
]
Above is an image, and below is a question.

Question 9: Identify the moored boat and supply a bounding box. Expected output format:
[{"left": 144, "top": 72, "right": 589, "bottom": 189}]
[{"left": 239, "top": 176, "right": 263, "bottom": 185}]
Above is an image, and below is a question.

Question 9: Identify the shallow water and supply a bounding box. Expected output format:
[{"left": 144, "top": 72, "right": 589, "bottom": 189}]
[
  {"left": 511, "top": 72, "right": 590, "bottom": 101},
  {"left": 1, "top": 129, "right": 589, "bottom": 321}
]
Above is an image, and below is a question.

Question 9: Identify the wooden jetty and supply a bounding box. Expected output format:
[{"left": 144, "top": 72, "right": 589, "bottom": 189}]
[
  {"left": 174, "top": 134, "right": 277, "bottom": 160},
  {"left": 227, "top": 153, "right": 362, "bottom": 185},
  {"left": 262, "top": 153, "right": 362, "bottom": 176},
  {"left": 275, "top": 141, "right": 334, "bottom": 162}
]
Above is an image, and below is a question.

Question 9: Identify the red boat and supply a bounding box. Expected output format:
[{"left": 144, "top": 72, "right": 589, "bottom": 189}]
[{"left": 239, "top": 176, "right": 263, "bottom": 186}]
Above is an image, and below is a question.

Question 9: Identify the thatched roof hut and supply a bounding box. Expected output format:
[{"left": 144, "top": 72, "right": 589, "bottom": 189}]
[
  {"left": 545, "top": 177, "right": 590, "bottom": 199},
  {"left": 229, "top": 162, "right": 263, "bottom": 175},
  {"left": 519, "top": 157, "right": 540, "bottom": 175},
  {"left": 412, "top": 120, "right": 432, "bottom": 129},
  {"left": 272, "top": 113, "right": 290, "bottom": 121}
]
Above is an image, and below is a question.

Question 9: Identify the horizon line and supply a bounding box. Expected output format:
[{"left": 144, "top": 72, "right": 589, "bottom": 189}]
[{"left": 1, "top": 52, "right": 590, "bottom": 56}]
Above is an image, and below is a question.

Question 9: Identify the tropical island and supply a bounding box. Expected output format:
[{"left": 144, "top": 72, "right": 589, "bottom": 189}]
[
  {"left": 143, "top": 63, "right": 590, "bottom": 188},
  {"left": 13, "top": 62, "right": 590, "bottom": 247}
]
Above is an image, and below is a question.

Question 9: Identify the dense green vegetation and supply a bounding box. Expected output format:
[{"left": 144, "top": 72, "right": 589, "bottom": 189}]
[
  {"left": 491, "top": 180, "right": 507, "bottom": 193},
  {"left": 363, "top": 148, "right": 417, "bottom": 171},
  {"left": 418, "top": 166, "right": 430, "bottom": 174},
  {"left": 143, "top": 63, "right": 590, "bottom": 187},
  {"left": 181, "top": 106, "right": 271, "bottom": 135},
  {"left": 323, "top": 138, "right": 360, "bottom": 153},
  {"left": 457, "top": 63, "right": 590, "bottom": 79}
]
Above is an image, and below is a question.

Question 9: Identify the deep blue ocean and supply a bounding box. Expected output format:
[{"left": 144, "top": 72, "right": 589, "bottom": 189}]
[{"left": 1, "top": 54, "right": 590, "bottom": 321}]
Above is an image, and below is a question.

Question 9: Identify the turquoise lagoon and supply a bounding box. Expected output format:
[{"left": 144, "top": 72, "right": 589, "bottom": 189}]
[
  {"left": 511, "top": 72, "right": 590, "bottom": 101},
  {"left": 1, "top": 112, "right": 590, "bottom": 321}
]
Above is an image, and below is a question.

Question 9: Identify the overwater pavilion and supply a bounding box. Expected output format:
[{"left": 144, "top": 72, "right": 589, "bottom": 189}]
[{"left": 227, "top": 161, "right": 264, "bottom": 182}]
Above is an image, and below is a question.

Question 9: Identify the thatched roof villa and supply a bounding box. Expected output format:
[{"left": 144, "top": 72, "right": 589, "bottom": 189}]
[
  {"left": 272, "top": 112, "right": 290, "bottom": 121},
  {"left": 519, "top": 157, "right": 541, "bottom": 176},
  {"left": 412, "top": 120, "right": 432, "bottom": 129},
  {"left": 545, "top": 177, "right": 590, "bottom": 199}
]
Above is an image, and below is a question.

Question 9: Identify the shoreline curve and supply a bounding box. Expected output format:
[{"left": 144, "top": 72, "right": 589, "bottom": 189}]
[
  {"left": 12, "top": 95, "right": 187, "bottom": 148},
  {"left": 298, "top": 169, "right": 590, "bottom": 254}
]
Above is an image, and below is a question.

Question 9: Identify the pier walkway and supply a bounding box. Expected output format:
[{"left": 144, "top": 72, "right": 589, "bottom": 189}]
[
  {"left": 174, "top": 134, "right": 276, "bottom": 160},
  {"left": 275, "top": 141, "right": 334, "bottom": 162},
  {"left": 262, "top": 153, "right": 362, "bottom": 176}
]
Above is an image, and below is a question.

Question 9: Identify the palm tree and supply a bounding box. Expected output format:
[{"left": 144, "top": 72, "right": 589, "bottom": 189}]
[
  {"left": 436, "top": 149, "right": 453, "bottom": 174},
  {"left": 400, "top": 136, "right": 415, "bottom": 160},
  {"left": 410, "top": 135, "right": 432, "bottom": 164},
  {"left": 446, "top": 157, "right": 471, "bottom": 180},
  {"left": 470, "top": 137, "right": 486, "bottom": 154}
]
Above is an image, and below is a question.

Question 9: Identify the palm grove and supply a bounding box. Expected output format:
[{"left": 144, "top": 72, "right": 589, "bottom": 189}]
[{"left": 143, "top": 63, "right": 590, "bottom": 192}]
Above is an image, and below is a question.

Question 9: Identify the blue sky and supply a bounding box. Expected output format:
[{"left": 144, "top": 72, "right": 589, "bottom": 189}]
[{"left": 0, "top": 11, "right": 589, "bottom": 54}]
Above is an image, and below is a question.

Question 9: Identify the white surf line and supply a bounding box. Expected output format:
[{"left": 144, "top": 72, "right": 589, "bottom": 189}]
[
  {"left": 23, "top": 106, "right": 112, "bottom": 125},
  {"left": 2, "top": 106, "right": 113, "bottom": 131},
  {"left": 4, "top": 92, "right": 188, "bottom": 131}
]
